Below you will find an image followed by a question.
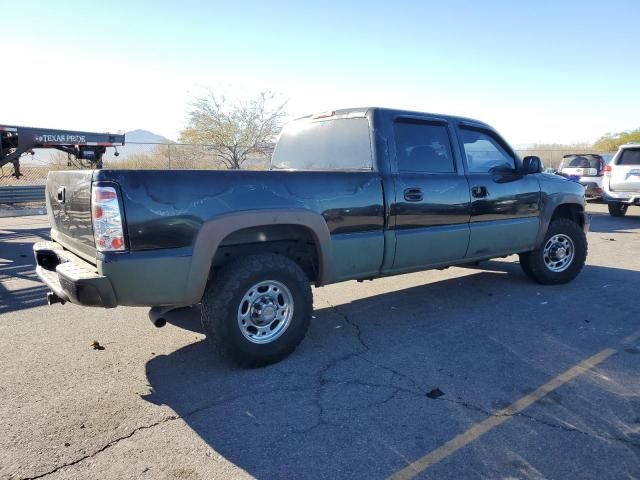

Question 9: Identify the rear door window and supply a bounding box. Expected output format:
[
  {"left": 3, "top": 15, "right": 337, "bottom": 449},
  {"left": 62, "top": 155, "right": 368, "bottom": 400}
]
[
  {"left": 272, "top": 117, "right": 372, "bottom": 170},
  {"left": 618, "top": 149, "right": 640, "bottom": 165},
  {"left": 393, "top": 120, "right": 455, "bottom": 173}
]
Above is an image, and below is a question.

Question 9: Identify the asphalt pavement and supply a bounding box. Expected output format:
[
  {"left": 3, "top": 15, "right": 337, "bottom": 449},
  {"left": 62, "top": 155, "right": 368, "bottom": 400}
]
[{"left": 1, "top": 202, "right": 639, "bottom": 480}]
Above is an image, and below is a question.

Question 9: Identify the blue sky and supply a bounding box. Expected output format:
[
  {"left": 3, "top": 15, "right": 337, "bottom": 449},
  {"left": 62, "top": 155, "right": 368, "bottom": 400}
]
[{"left": 3, "top": 0, "right": 639, "bottom": 144}]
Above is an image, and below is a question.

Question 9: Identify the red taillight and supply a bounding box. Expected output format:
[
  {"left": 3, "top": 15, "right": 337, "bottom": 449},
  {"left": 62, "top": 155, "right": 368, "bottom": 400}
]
[
  {"left": 94, "top": 189, "right": 117, "bottom": 201},
  {"left": 111, "top": 236, "right": 124, "bottom": 250},
  {"left": 91, "top": 185, "right": 126, "bottom": 252},
  {"left": 603, "top": 164, "right": 612, "bottom": 175}
]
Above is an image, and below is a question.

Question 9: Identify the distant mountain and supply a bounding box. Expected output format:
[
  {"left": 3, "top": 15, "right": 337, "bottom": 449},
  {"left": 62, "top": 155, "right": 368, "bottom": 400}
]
[
  {"left": 107, "top": 129, "right": 172, "bottom": 160},
  {"left": 125, "top": 129, "right": 172, "bottom": 144}
]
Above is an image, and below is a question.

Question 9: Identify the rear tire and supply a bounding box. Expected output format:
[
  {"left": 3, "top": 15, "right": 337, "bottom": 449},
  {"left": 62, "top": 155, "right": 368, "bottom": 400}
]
[
  {"left": 608, "top": 202, "right": 628, "bottom": 217},
  {"left": 519, "top": 218, "right": 587, "bottom": 285},
  {"left": 200, "top": 253, "right": 312, "bottom": 368}
]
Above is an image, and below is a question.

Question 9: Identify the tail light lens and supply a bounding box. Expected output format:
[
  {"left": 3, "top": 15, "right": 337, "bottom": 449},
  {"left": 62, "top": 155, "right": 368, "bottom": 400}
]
[
  {"left": 603, "top": 164, "right": 612, "bottom": 176},
  {"left": 91, "top": 185, "right": 126, "bottom": 252}
]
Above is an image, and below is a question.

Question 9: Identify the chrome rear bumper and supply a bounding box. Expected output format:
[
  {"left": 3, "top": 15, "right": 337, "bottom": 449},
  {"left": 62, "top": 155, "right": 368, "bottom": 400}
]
[{"left": 33, "top": 241, "right": 117, "bottom": 308}]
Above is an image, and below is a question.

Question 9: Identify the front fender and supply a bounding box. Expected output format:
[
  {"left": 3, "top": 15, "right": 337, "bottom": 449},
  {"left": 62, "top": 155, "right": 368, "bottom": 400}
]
[{"left": 535, "top": 194, "right": 587, "bottom": 248}]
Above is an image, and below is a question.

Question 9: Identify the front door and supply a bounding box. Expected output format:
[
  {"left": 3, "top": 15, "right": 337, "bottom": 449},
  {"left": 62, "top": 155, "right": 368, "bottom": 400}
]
[
  {"left": 390, "top": 118, "right": 471, "bottom": 272},
  {"left": 456, "top": 125, "right": 541, "bottom": 258}
]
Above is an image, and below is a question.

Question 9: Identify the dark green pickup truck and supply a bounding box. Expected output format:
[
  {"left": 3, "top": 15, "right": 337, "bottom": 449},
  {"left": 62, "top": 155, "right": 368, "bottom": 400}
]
[{"left": 35, "top": 108, "right": 589, "bottom": 366}]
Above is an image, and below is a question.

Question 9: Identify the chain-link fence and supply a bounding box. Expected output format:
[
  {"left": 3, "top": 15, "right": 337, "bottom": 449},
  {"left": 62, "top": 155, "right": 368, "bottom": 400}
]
[
  {"left": 0, "top": 142, "right": 616, "bottom": 207},
  {"left": 0, "top": 142, "right": 273, "bottom": 187}
]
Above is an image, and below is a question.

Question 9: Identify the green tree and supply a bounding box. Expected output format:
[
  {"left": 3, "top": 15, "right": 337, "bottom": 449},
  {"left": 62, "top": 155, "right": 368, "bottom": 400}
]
[
  {"left": 593, "top": 127, "right": 640, "bottom": 152},
  {"left": 180, "top": 90, "right": 287, "bottom": 169}
]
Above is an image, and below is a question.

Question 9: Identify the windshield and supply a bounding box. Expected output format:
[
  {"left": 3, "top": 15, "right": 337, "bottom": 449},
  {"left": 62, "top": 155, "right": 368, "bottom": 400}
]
[{"left": 272, "top": 117, "right": 372, "bottom": 170}]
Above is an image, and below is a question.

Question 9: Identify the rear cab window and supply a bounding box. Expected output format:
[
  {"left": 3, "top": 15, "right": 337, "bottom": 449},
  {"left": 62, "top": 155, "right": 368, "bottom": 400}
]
[{"left": 272, "top": 116, "right": 373, "bottom": 170}]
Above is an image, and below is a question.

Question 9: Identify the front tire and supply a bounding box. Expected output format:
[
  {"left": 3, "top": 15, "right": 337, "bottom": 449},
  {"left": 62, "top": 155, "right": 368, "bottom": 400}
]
[
  {"left": 201, "top": 253, "right": 313, "bottom": 368},
  {"left": 519, "top": 218, "right": 587, "bottom": 285},
  {"left": 608, "top": 202, "right": 628, "bottom": 217}
]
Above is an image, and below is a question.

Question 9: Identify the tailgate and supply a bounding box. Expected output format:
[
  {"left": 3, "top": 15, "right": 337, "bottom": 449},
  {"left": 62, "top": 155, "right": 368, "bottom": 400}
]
[
  {"left": 46, "top": 170, "right": 96, "bottom": 260},
  {"left": 610, "top": 148, "right": 640, "bottom": 192}
]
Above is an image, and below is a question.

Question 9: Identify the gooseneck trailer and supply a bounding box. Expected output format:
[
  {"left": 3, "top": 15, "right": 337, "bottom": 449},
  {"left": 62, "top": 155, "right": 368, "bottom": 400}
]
[{"left": 0, "top": 125, "right": 125, "bottom": 177}]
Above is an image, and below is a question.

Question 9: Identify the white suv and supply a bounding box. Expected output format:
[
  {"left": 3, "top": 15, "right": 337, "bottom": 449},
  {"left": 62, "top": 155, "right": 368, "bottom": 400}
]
[{"left": 603, "top": 144, "right": 640, "bottom": 216}]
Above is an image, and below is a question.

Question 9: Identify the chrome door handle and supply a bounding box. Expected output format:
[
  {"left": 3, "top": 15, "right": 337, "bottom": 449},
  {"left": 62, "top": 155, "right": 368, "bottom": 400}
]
[{"left": 404, "top": 188, "right": 423, "bottom": 202}]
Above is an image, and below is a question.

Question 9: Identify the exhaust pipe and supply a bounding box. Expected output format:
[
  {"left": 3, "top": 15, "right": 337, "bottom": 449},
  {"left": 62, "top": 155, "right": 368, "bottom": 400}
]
[
  {"left": 148, "top": 306, "right": 176, "bottom": 328},
  {"left": 47, "top": 291, "right": 66, "bottom": 305}
]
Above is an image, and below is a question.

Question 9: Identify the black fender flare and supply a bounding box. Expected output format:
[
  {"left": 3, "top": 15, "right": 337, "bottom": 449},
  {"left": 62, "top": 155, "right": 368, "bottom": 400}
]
[
  {"left": 184, "top": 209, "right": 332, "bottom": 303},
  {"left": 535, "top": 194, "right": 587, "bottom": 249}
]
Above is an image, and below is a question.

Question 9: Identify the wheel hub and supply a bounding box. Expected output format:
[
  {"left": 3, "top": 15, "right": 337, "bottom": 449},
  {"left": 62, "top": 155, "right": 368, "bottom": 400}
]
[
  {"left": 252, "top": 298, "right": 277, "bottom": 324},
  {"left": 237, "top": 280, "right": 294, "bottom": 344},
  {"left": 543, "top": 234, "right": 575, "bottom": 273},
  {"left": 551, "top": 246, "right": 566, "bottom": 260}
]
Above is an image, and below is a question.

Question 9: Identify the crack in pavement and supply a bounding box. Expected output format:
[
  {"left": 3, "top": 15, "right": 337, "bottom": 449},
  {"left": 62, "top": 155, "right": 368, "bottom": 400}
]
[
  {"left": 315, "top": 292, "right": 428, "bottom": 393},
  {"left": 19, "top": 293, "right": 640, "bottom": 478},
  {"left": 18, "top": 293, "right": 383, "bottom": 479},
  {"left": 290, "top": 293, "right": 431, "bottom": 435},
  {"left": 309, "top": 294, "right": 640, "bottom": 452},
  {"left": 287, "top": 292, "right": 381, "bottom": 434},
  {"left": 324, "top": 294, "right": 640, "bottom": 450},
  {"left": 19, "top": 415, "right": 179, "bottom": 480},
  {"left": 18, "top": 385, "right": 316, "bottom": 480}
]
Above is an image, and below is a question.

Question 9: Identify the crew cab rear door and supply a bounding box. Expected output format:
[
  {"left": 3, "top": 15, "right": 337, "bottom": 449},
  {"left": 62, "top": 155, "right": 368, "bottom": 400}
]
[
  {"left": 389, "top": 117, "right": 471, "bottom": 271},
  {"left": 455, "top": 123, "right": 541, "bottom": 258},
  {"left": 609, "top": 147, "right": 640, "bottom": 192}
]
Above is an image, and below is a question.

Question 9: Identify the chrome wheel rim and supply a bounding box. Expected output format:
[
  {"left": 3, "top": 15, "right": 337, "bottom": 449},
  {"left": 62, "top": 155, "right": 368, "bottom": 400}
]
[
  {"left": 543, "top": 234, "right": 575, "bottom": 273},
  {"left": 237, "top": 280, "right": 294, "bottom": 344}
]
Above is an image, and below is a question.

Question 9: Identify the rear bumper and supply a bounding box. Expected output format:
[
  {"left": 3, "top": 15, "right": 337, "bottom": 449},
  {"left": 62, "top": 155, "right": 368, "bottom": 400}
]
[
  {"left": 603, "top": 190, "right": 640, "bottom": 205},
  {"left": 579, "top": 180, "right": 603, "bottom": 198},
  {"left": 34, "top": 241, "right": 117, "bottom": 308},
  {"left": 34, "top": 240, "right": 197, "bottom": 308}
]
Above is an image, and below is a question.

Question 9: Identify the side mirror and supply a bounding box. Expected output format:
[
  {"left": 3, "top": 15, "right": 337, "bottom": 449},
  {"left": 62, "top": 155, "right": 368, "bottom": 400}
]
[{"left": 523, "top": 156, "right": 543, "bottom": 174}]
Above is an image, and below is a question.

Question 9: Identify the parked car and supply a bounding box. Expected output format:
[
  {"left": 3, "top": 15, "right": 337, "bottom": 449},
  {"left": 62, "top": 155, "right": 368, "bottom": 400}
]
[
  {"left": 34, "top": 108, "right": 589, "bottom": 367},
  {"left": 603, "top": 144, "right": 640, "bottom": 216},
  {"left": 558, "top": 153, "right": 611, "bottom": 200}
]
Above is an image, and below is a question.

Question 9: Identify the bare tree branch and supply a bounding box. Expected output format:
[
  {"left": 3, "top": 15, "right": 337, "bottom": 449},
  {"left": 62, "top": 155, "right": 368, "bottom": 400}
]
[{"left": 179, "top": 90, "right": 287, "bottom": 169}]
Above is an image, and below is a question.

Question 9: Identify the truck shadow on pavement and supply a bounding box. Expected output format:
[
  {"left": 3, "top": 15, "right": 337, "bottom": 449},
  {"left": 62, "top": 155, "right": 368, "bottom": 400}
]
[{"left": 143, "top": 261, "right": 640, "bottom": 479}]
